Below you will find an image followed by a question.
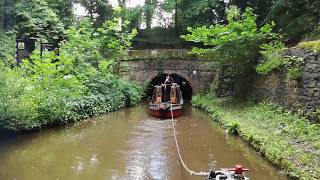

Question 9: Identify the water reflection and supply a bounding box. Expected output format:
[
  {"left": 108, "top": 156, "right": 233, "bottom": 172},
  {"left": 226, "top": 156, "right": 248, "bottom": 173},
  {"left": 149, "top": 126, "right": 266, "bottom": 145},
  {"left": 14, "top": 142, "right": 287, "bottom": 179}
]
[
  {"left": 125, "top": 119, "right": 170, "bottom": 180},
  {"left": 0, "top": 104, "right": 287, "bottom": 180}
]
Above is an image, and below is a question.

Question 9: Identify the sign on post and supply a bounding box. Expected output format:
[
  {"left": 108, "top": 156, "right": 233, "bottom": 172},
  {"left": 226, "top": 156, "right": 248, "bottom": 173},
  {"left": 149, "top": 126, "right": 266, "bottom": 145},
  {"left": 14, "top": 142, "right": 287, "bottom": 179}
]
[
  {"left": 40, "top": 43, "right": 58, "bottom": 57},
  {"left": 16, "top": 38, "right": 35, "bottom": 65}
]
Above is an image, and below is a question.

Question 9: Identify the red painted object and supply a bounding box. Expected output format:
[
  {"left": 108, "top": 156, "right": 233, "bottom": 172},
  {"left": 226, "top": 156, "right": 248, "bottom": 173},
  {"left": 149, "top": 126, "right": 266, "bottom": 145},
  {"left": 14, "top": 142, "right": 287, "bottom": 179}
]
[
  {"left": 149, "top": 83, "right": 184, "bottom": 118},
  {"left": 225, "top": 165, "right": 251, "bottom": 174},
  {"left": 149, "top": 104, "right": 183, "bottom": 118},
  {"left": 207, "top": 164, "right": 251, "bottom": 180}
]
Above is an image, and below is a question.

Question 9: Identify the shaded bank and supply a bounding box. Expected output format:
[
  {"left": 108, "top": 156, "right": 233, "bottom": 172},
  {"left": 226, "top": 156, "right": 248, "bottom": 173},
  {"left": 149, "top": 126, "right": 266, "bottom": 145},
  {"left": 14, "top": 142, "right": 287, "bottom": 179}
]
[{"left": 192, "top": 94, "right": 320, "bottom": 179}]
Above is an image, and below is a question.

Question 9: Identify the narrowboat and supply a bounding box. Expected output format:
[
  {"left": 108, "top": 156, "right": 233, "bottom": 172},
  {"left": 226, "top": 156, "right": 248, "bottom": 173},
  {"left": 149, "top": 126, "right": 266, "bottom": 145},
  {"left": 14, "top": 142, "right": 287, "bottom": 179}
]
[{"left": 149, "top": 83, "right": 184, "bottom": 118}]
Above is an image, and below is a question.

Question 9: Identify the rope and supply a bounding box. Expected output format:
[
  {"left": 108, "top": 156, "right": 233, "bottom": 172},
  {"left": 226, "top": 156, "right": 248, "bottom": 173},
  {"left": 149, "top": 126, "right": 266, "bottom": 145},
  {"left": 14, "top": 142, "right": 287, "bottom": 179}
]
[{"left": 170, "top": 103, "right": 210, "bottom": 177}]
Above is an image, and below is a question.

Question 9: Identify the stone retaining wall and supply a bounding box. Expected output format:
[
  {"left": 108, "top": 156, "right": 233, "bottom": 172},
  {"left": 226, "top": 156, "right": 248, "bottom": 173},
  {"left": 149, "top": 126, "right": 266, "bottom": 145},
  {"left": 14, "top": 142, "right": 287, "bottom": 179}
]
[{"left": 246, "top": 48, "right": 319, "bottom": 121}]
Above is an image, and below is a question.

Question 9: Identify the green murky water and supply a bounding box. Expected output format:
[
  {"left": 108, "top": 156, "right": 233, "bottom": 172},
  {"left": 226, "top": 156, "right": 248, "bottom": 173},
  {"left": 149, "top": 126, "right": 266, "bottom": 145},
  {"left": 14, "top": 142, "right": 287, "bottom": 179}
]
[{"left": 0, "top": 104, "right": 287, "bottom": 180}]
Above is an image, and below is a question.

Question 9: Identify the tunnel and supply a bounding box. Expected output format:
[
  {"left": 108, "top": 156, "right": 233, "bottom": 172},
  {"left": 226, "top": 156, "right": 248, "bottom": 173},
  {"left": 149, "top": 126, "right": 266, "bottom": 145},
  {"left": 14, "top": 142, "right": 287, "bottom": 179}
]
[{"left": 147, "top": 73, "right": 193, "bottom": 100}]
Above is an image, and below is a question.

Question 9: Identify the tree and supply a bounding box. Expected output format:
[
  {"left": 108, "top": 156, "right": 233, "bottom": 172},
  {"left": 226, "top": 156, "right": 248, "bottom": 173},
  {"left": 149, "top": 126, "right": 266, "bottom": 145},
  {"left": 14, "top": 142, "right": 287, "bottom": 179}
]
[
  {"left": 181, "top": 0, "right": 227, "bottom": 27},
  {"left": 125, "top": 6, "right": 144, "bottom": 30},
  {"left": 229, "top": 0, "right": 274, "bottom": 24},
  {"left": 266, "top": 0, "right": 320, "bottom": 41},
  {"left": 0, "top": 0, "right": 18, "bottom": 30},
  {"left": 182, "top": 6, "right": 282, "bottom": 74},
  {"left": 78, "top": 0, "right": 114, "bottom": 27},
  {"left": 96, "top": 1, "right": 114, "bottom": 26},
  {"left": 117, "top": 0, "right": 127, "bottom": 20},
  {"left": 1, "top": 0, "right": 74, "bottom": 32},
  {"left": 13, "top": 0, "right": 65, "bottom": 41},
  {"left": 117, "top": 0, "right": 126, "bottom": 9},
  {"left": 160, "top": 0, "right": 182, "bottom": 33},
  {"left": 161, "top": 0, "right": 227, "bottom": 34},
  {"left": 0, "top": 31, "right": 16, "bottom": 67},
  {"left": 46, "top": 0, "right": 75, "bottom": 27},
  {"left": 61, "top": 18, "right": 137, "bottom": 68},
  {"left": 144, "top": 0, "right": 157, "bottom": 29}
]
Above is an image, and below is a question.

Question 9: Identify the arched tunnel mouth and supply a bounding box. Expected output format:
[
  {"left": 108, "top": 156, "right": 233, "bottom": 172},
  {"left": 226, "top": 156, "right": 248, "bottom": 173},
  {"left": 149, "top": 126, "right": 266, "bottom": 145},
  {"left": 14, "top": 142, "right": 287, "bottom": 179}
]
[{"left": 146, "top": 73, "right": 193, "bottom": 101}]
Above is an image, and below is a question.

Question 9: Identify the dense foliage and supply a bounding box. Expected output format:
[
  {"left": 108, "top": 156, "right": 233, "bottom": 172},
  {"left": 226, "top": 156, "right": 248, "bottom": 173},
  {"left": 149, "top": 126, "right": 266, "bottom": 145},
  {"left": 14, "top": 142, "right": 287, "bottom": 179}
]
[
  {"left": 162, "top": 0, "right": 227, "bottom": 31},
  {"left": 0, "top": 0, "right": 72, "bottom": 41},
  {"left": 0, "top": 18, "right": 142, "bottom": 131},
  {"left": 266, "top": 0, "right": 320, "bottom": 41},
  {"left": 144, "top": 0, "right": 319, "bottom": 42},
  {"left": 192, "top": 94, "right": 320, "bottom": 179},
  {"left": 77, "top": 0, "right": 114, "bottom": 27},
  {"left": 256, "top": 41, "right": 308, "bottom": 80},
  {"left": 182, "top": 5, "right": 315, "bottom": 79},
  {"left": 182, "top": 6, "right": 282, "bottom": 74},
  {"left": 13, "top": 0, "right": 65, "bottom": 40},
  {"left": 255, "top": 41, "right": 286, "bottom": 75},
  {"left": 1, "top": 0, "right": 319, "bottom": 42},
  {"left": 0, "top": 31, "right": 16, "bottom": 67}
]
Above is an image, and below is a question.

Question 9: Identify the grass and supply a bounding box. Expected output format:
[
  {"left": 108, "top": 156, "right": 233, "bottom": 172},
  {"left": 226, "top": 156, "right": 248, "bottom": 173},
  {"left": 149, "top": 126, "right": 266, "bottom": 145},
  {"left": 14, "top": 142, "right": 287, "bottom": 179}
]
[
  {"left": 192, "top": 94, "right": 320, "bottom": 179},
  {"left": 298, "top": 40, "right": 320, "bottom": 52}
]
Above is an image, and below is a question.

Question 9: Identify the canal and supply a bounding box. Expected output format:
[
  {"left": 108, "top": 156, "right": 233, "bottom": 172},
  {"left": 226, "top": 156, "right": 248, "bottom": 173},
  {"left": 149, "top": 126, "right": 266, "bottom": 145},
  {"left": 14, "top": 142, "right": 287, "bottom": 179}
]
[{"left": 0, "top": 104, "right": 287, "bottom": 180}]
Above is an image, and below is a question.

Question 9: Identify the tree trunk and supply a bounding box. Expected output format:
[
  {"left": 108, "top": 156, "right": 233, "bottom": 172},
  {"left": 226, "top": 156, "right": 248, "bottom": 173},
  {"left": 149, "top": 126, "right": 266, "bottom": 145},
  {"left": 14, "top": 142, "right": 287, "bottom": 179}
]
[
  {"left": 145, "top": 14, "right": 151, "bottom": 29},
  {"left": 0, "top": 0, "right": 8, "bottom": 29},
  {"left": 145, "top": 0, "right": 152, "bottom": 29},
  {"left": 0, "top": 3, "right": 4, "bottom": 29},
  {"left": 117, "top": 0, "right": 126, "bottom": 21},
  {"left": 174, "top": 0, "right": 179, "bottom": 34}
]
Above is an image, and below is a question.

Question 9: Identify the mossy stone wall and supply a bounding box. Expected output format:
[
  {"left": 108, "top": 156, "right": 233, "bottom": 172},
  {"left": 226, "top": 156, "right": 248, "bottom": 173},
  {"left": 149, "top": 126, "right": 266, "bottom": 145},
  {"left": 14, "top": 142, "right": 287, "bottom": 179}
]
[{"left": 245, "top": 48, "right": 320, "bottom": 121}]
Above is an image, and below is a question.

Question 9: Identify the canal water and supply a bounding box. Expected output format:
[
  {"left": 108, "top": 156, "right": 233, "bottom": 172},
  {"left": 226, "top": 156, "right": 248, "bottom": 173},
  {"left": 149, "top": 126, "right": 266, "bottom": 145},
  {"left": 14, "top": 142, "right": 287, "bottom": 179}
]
[{"left": 0, "top": 104, "right": 287, "bottom": 180}]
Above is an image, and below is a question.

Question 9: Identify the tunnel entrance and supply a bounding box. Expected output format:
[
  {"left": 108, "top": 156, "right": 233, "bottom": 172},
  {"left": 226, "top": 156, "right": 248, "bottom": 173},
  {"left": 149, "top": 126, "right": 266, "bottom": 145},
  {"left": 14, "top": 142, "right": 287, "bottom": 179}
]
[{"left": 147, "top": 73, "right": 193, "bottom": 100}]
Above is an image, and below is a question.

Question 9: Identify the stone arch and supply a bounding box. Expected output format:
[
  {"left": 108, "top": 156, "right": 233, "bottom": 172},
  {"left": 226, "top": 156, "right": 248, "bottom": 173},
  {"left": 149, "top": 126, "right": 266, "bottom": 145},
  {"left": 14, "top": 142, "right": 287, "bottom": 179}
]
[
  {"left": 147, "top": 73, "right": 193, "bottom": 100},
  {"left": 116, "top": 57, "right": 217, "bottom": 94}
]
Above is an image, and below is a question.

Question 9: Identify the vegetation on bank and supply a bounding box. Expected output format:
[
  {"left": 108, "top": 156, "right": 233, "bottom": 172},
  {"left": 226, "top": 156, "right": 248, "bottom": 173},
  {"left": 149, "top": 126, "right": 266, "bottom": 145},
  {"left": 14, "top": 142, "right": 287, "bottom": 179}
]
[
  {"left": 298, "top": 40, "right": 320, "bottom": 53},
  {"left": 0, "top": 18, "right": 143, "bottom": 132},
  {"left": 192, "top": 94, "right": 320, "bottom": 179}
]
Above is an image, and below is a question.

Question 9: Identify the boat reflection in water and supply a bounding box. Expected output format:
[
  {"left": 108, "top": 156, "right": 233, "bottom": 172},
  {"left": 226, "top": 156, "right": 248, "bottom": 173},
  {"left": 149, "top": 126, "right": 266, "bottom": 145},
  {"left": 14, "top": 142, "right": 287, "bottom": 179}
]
[{"left": 149, "top": 80, "right": 184, "bottom": 118}]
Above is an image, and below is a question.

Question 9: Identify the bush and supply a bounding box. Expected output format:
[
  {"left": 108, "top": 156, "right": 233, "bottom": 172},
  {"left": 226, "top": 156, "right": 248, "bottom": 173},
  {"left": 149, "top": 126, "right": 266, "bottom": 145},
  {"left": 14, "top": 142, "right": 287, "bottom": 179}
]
[
  {"left": 0, "top": 18, "right": 143, "bottom": 131},
  {"left": 225, "top": 121, "right": 240, "bottom": 135},
  {"left": 0, "top": 31, "right": 16, "bottom": 67},
  {"left": 0, "top": 67, "right": 40, "bottom": 130},
  {"left": 283, "top": 56, "right": 305, "bottom": 80},
  {"left": 256, "top": 42, "right": 305, "bottom": 80},
  {"left": 256, "top": 41, "right": 286, "bottom": 75},
  {"left": 81, "top": 73, "right": 143, "bottom": 115},
  {"left": 0, "top": 66, "right": 143, "bottom": 131}
]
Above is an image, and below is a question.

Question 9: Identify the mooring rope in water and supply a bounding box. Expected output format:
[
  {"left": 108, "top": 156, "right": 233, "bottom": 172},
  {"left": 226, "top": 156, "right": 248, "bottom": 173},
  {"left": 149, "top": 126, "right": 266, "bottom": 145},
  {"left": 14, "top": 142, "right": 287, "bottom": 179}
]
[{"left": 170, "top": 103, "right": 210, "bottom": 177}]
